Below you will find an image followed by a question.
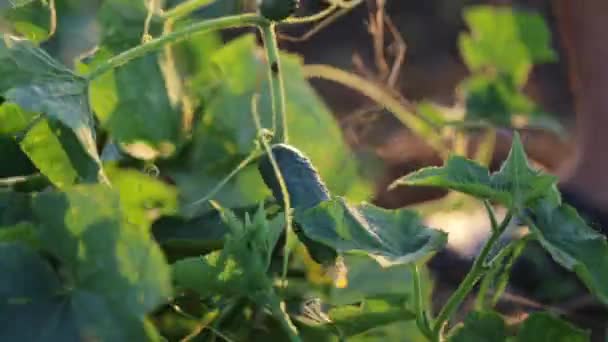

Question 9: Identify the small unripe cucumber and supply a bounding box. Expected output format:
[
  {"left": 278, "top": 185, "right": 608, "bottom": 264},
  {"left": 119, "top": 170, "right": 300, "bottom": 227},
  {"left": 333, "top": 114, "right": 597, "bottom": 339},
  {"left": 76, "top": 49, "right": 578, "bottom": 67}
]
[
  {"left": 258, "top": 144, "right": 330, "bottom": 210},
  {"left": 258, "top": 0, "right": 299, "bottom": 22},
  {"left": 258, "top": 144, "right": 336, "bottom": 265}
]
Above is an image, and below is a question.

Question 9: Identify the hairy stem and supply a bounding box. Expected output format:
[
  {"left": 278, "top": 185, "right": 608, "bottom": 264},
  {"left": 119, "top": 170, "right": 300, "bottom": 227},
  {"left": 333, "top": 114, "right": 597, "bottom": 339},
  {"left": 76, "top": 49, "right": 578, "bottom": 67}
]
[
  {"left": 432, "top": 209, "right": 513, "bottom": 339},
  {"left": 303, "top": 64, "right": 447, "bottom": 156},
  {"left": 260, "top": 23, "right": 289, "bottom": 143},
  {"left": 86, "top": 14, "right": 267, "bottom": 80}
]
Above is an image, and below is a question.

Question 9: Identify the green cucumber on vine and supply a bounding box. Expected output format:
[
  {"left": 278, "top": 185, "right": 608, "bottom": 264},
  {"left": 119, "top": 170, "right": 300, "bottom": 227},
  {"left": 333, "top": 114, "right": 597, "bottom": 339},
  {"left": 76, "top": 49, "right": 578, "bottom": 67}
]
[
  {"left": 258, "top": 0, "right": 300, "bottom": 22},
  {"left": 258, "top": 143, "right": 338, "bottom": 265}
]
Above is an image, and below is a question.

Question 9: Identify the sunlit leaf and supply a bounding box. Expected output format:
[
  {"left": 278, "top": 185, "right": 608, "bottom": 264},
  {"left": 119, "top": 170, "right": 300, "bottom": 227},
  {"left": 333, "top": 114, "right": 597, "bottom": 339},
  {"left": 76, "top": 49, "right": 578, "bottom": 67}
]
[
  {"left": 105, "top": 165, "right": 178, "bottom": 229},
  {"left": 460, "top": 6, "right": 556, "bottom": 84},
  {"left": 294, "top": 197, "right": 447, "bottom": 267},
  {"left": 391, "top": 133, "right": 559, "bottom": 209},
  {"left": 76, "top": 0, "right": 180, "bottom": 160},
  {"left": 0, "top": 35, "right": 104, "bottom": 183}
]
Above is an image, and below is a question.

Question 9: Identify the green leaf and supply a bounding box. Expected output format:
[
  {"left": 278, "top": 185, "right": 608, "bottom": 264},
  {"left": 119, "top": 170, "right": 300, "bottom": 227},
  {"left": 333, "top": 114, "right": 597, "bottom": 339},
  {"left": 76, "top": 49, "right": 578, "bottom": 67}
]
[
  {"left": 151, "top": 210, "right": 230, "bottom": 262},
  {"left": 0, "top": 35, "right": 105, "bottom": 183},
  {"left": 0, "top": 242, "right": 162, "bottom": 341},
  {"left": 105, "top": 165, "right": 178, "bottom": 229},
  {"left": 1, "top": 0, "right": 54, "bottom": 43},
  {"left": 516, "top": 312, "right": 589, "bottom": 342},
  {"left": 391, "top": 133, "right": 558, "bottom": 209},
  {"left": 19, "top": 118, "right": 101, "bottom": 188},
  {"left": 31, "top": 185, "right": 172, "bottom": 317},
  {"left": 77, "top": 0, "right": 180, "bottom": 161},
  {"left": 460, "top": 6, "right": 556, "bottom": 84},
  {"left": 294, "top": 197, "right": 447, "bottom": 267},
  {"left": 0, "top": 222, "right": 39, "bottom": 248},
  {"left": 529, "top": 199, "right": 608, "bottom": 305},
  {"left": 0, "top": 102, "right": 37, "bottom": 135},
  {"left": 449, "top": 311, "right": 506, "bottom": 342},
  {"left": 296, "top": 297, "right": 415, "bottom": 339},
  {"left": 0, "top": 190, "right": 32, "bottom": 226}
]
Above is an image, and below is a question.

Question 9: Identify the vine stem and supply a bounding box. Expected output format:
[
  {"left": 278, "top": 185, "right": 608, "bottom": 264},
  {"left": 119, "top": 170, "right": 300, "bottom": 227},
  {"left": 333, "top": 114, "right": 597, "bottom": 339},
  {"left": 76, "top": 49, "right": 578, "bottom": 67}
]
[
  {"left": 432, "top": 208, "right": 513, "bottom": 340},
  {"left": 411, "top": 264, "right": 434, "bottom": 340},
  {"left": 302, "top": 64, "right": 447, "bottom": 156},
  {"left": 260, "top": 23, "right": 289, "bottom": 143},
  {"left": 251, "top": 95, "right": 294, "bottom": 287},
  {"left": 86, "top": 13, "right": 268, "bottom": 81}
]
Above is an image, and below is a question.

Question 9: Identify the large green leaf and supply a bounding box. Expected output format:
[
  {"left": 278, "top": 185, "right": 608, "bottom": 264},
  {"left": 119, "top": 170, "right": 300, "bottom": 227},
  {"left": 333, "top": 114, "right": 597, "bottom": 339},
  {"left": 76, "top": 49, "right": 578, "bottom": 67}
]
[
  {"left": 294, "top": 197, "right": 447, "bottom": 267},
  {"left": 0, "top": 35, "right": 105, "bottom": 183},
  {"left": 449, "top": 311, "right": 506, "bottom": 342},
  {"left": 31, "top": 186, "right": 172, "bottom": 313},
  {"left": 76, "top": 0, "right": 180, "bottom": 161},
  {"left": 0, "top": 241, "right": 162, "bottom": 341},
  {"left": 516, "top": 312, "right": 589, "bottom": 342},
  {"left": 459, "top": 6, "right": 556, "bottom": 84},
  {"left": 174, "top": 34, "right": 370, "bottom": 211},
  {"left": 105, "top": 165, "right": 178, "bottom": 229},
  {"left": 391, "top": 133, "right": 558, "bottom": 209},
  {"left": 0, "top": 0, "right": 53, "bottom": 43},
  {"left": 0, "top": 102, "right": 101, "bottom": 187},
  {"left": 529, "top": 199, "right": 608, "bottom": 305}
]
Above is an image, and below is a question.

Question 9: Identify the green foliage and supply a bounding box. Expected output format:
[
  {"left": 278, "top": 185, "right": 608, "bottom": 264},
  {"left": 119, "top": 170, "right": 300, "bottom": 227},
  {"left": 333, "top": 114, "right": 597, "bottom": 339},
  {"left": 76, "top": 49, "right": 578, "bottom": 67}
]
[
  {"left": 449, "top": 311, "right": 506, "bottom": 342},
  {"left": 0, "top": 185, "right": 172, "bottom": 341},
  {"left": 172, "top": 205, "right": 281, "bottom": 299},
  {"left": 449, "top": 311, "right": 590, "bottom": 342},
  {"left": 0, "top": 0, "right": 53, "bottom": 43},
  {"left": 295, "top": 197, "right": 447, "bottom": 267},
  {"left": 0, "top": 1, "right": 601, "bottom": 341},
  {"left": 297, "top": 296, "right": 415, "bottom": 339},
  {"left": 0, "top": 35, "right": 105, "bottom": 183},
  {"left": 459, "top": 6, "right": 557, "bottom": 126},
  {"left": 516, "top": 312, "right": 589, "bottom": 342},
  {"left": 529, "top": 199, "right": 608, "bottom": 305},
  {"left": 391, "top": 133, "right": 559, "bottom": 210}
]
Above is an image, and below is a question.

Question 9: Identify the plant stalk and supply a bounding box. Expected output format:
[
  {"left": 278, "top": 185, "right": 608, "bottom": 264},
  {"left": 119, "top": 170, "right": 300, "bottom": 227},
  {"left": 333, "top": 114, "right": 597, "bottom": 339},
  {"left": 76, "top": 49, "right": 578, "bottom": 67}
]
[
  {"left": 411, "top": 264, "right": 434, "bottom": 340},
  {"left": 86, "top": 14, "right": 267, "bottom": 80},
  {"left": 432, "top": 209, "right": 513, "bottom": 339},
  {"left": 260, "top": 23, "right": 289, "bottom": 143},
  {"left": 303, "top": 64, "right": 447, "bottom": 156}
]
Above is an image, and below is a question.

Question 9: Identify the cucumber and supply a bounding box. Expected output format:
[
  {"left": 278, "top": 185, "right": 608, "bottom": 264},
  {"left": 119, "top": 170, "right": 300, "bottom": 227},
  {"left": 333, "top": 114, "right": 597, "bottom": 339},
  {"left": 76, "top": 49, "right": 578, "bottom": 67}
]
[
  {"left": 258, "top": 144, "right": 337, "bottom": 265},
  {"left": 258, "top": 0, "right": 299, "bottom": 22},
  {"left": 258, "top": 144, "right": 330, "bottom": 210}
]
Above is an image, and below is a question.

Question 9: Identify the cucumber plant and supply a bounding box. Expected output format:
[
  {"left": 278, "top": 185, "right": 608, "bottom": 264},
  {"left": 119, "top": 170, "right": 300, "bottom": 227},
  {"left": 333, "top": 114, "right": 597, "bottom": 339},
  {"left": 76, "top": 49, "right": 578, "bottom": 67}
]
[{"left": 0, "top": 1, "right": 605, "bottom": 341}]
